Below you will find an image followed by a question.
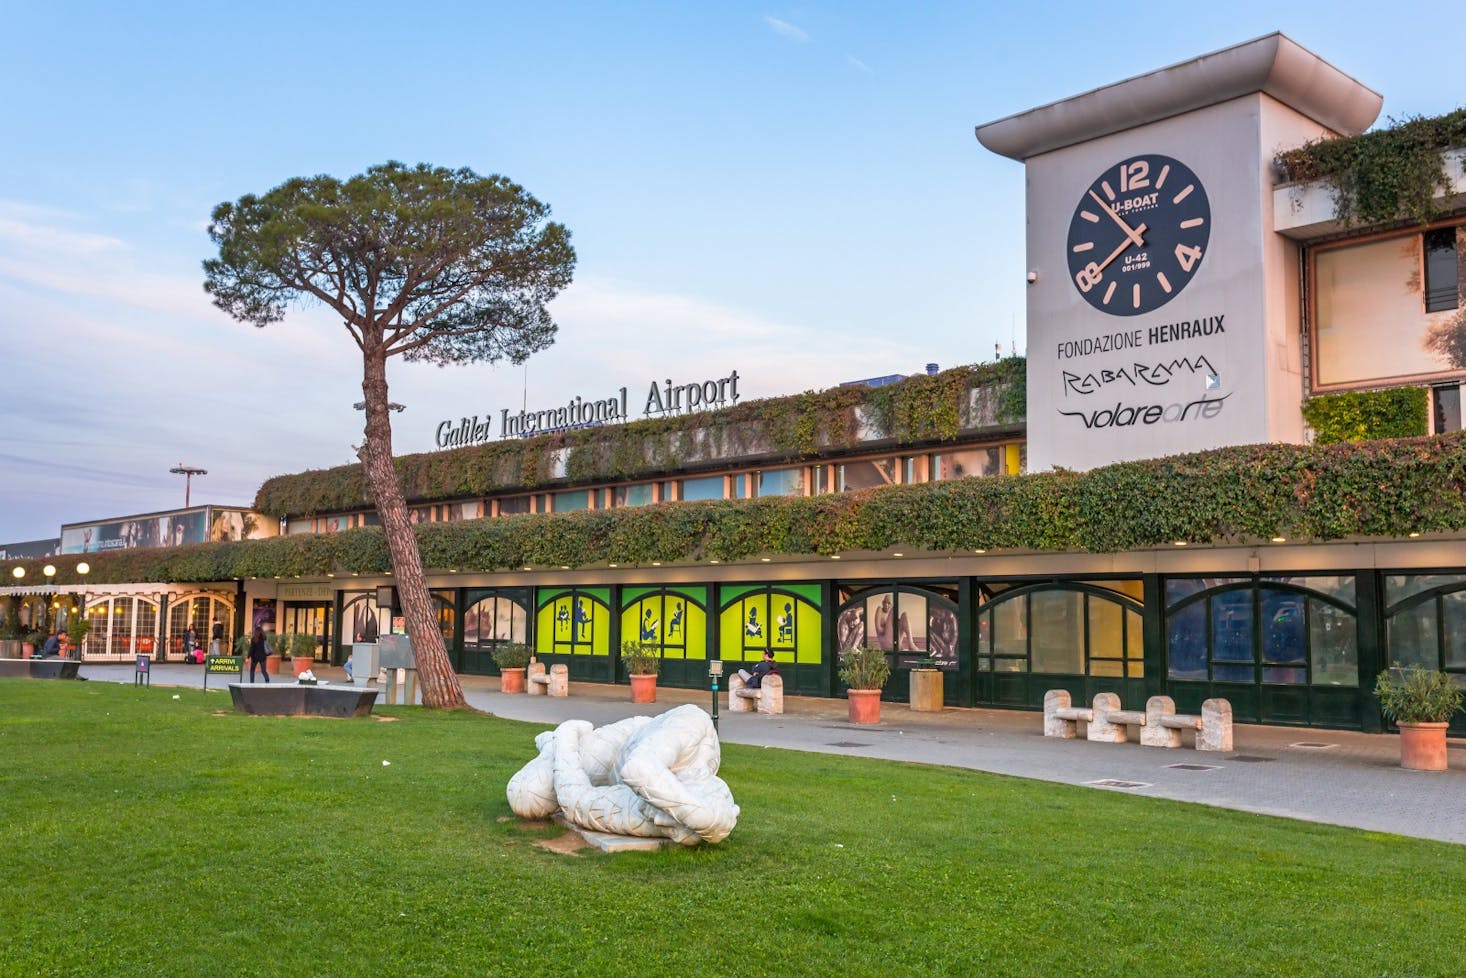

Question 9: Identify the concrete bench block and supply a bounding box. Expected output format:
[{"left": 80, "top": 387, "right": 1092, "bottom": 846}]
[
  {"left": 527, "top": 661, "right": 569, "bottom": 697},
  {"left": 1043, "top": 689, "right": 1092, "bottom": 738},
  {"left": 729, "top": 673, "right": 783, "bottom": 714},
  {"left": 1199, "top": 698, "right": 1233, "bottom": 751},
  {"left": 1141, "top": 695, "right": 1191, "bottom": 747},
  {"left": 1085, "top": 692, "right": 1129, "bottom": 743}
]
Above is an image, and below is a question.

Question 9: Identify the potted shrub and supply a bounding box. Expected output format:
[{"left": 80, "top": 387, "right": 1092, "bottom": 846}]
[
  {"left": 910, "top": 656, "right": 943, "bottom": 712},
  {"left": 290, "top": 632, "right": 317, "bottom": 677},
  {"left": 839, "top": 646, "right": 891, "bottom": 724},
  {"left": 264, "top": 631, "right": 287, "bottom": 676},
  {"left": 233, "top": 635, "right": 251, "bottom": 658},
  {"left": 492, "top": 643, "right": 532, "bottom": 694},
  {"left": 1374, "top": 667, "right": 1464, "bottom": 771},
  {"left": 66, "top": 617, "right": 90, "bottom": 660},
  {"left": 22, "top": 629, "right": 44, "bottom": 659},
  {"left": 622, "top": 639, "right": 661, "bottom": 704}
]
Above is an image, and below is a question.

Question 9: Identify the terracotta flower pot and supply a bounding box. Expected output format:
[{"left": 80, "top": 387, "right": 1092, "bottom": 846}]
[
  {"left": 1398, "top": 721, "right": 1450, "bottom": 771},
  {"left": 847, "top": 688, "right": 882, "bottom": 724},
  {"left": 500, "top": 666, "right": 527, "bottom": 694},
  {"left": 292, "top": 656, "right": 314, "bottom": 677},
  {"left": 21, "top": 643, "right": 34, "bottom": 659},
  {"left": 265, "top": 654, "right": 282, "bottom": 676},
  {"left": 629, "top": 673, "right": 658, "bottom": 704}
]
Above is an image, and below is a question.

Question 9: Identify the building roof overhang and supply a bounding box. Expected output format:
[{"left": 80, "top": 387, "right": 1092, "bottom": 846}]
[{"left": 975, "top": 32, "right": 1383, "bottom": 161}]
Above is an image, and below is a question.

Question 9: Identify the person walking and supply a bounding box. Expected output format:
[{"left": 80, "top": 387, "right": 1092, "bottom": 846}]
[
  {"left": 248, "top": 626, "right": 270, "bottom": 683},
  {"left": 210, "top": 619, "right": 224, "bottom": 657}
]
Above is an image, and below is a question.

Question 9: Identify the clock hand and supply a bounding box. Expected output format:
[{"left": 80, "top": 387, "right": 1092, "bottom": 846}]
[
  {"left": 1088, "top": 189, "right": 1146, "bottom": 248},
  {"left": 1089, "top": 223, "right": 1147, "bottom": 275}
]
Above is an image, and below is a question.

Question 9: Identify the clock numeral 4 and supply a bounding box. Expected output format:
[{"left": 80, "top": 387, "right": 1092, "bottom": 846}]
[
  {"left": 1119, "top": 160, "right": 1149, "bottom": 192},
  {"left": 1074, "top": 262, "right": 1102, "bottom": 293},
  {"left": 1174, "top": 243, "right": 1202, "bottom": 272}
]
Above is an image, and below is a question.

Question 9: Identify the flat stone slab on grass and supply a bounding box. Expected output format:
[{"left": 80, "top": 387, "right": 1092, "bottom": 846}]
[
  {"left": 0, "top": 658, "right": 81, "bottom": 680},
  {"left": 552, "top": 814, "right": 673, "bottom": 853},
  {"left": 228, "top": 683, "right": 377, "bottom": 718}
]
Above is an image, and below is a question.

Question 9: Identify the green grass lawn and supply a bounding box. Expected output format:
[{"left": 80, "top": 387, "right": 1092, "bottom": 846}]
[{"left": 2, "top": 680, "right": 1464, "bottom": 977}]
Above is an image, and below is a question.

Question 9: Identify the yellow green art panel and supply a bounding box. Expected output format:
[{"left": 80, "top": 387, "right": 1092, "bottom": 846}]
[
  {"left": 535, "top": 587, "right": 611, "bottom": 656},
  {"left": 620, "top": 586, "right": 708, "bottom": 660},
  {"left": 719, "top": 585, "right": 823, "bottom": 665}
]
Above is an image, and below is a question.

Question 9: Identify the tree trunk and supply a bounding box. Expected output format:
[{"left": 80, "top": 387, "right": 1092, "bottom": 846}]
[{"left": 358, "top": 348, "right": 466, "bottom": 709}]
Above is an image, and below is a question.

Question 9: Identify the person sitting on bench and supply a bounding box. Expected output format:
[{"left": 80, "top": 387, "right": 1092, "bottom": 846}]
[{"left": 737, "top": 649, "right": 778, "bottom": 688}]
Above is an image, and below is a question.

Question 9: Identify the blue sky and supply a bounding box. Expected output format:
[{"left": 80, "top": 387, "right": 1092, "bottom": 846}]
[{"left": 0, "top": 2, "right": 1459, "bottom": 542}]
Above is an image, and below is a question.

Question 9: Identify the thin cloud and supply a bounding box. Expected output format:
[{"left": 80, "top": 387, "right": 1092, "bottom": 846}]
[
  {"left": 763, "top": 16, "right": 808, "bottom": 42},
  {"left": 847, "top": 55, "right": 872, "bottom": 74}
]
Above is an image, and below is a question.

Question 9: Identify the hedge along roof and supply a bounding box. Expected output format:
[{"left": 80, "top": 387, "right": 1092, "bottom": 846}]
[
  {"left": 252, "top": 359, "right": 1028, "bottom": 519},
  {"left": 1273, "top": 108, "right": 1466, "bottom": 226},
  {"left": 12, "top": 432, "right": 1466, "bottom": 586}
]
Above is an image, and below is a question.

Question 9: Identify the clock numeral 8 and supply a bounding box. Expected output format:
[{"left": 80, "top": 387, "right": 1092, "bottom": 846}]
[{"left": 1074, "top": 262, "right": 1102, "bottom": 293}]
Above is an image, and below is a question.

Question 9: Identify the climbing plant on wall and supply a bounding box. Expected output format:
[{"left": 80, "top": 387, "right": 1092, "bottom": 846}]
[
  {"left": 1302, "top": 388, "right": 1428, "bottom": 444},
  {"left": 1275, "top": 109, "right": 1466, "bottom": 226}
]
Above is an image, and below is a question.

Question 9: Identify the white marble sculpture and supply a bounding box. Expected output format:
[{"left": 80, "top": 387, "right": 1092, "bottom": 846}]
[{"left": 506, "top": 704, "right": 739, "bottom": 845}]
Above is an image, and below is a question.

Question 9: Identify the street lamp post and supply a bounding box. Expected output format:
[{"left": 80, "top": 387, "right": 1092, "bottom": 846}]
[{"left": 169, "top": 464, "right": 208, "bottom": 507}]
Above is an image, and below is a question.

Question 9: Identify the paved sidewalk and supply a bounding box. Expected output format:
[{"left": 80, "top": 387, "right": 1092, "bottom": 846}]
[{"left": 81, "top": 662, "right": 1466, "bottom": 846}]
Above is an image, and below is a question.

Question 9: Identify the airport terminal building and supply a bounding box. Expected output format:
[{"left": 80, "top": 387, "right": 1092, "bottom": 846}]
[{"left": 3, "top": 35, "right": 1463, "bottom": 734}]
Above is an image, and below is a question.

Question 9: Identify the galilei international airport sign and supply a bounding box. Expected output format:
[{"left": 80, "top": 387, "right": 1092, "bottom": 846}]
[{"left": 434, "top": 369, "right": 742, "bottom": 449}]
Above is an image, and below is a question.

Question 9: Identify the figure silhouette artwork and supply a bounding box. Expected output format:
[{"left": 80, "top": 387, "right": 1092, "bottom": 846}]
[
  {"left": 572, "top": 599, "right": 589, "bottom": 642},
  {"left": 641, "top": 608, "right": 659, "bottom": 641},
  {"left": 668, "top": 601, "right": 684, "bottom": 637},
  {"left": 744, "top": 608, "right": 762, "bottom": 637},
  {"left": 776, "top": 602, "right": 793, "bottom": 643},
  {"left": 556, "top": 603, "right": 571, "bottom": 638}
]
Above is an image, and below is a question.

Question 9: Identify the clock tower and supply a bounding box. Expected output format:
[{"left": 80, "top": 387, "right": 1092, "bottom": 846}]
[{"left": 976, "top": 34, "right": 1383, "bottom": 472}]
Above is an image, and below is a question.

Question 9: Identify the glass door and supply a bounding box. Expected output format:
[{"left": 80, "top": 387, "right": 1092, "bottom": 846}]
[{"left": 281, "top": 602, "right": 332, "bottom": 663}]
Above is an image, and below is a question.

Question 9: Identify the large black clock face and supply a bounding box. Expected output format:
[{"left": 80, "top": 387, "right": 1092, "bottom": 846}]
[{"left": 1066, "top": 153, "right": 1211, "bottom": 317}]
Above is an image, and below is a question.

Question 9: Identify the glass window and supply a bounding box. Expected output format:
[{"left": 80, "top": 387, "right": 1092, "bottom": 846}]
[
  {"left": 757, "top": 467, "right": 805, "bottom": 497},
  {"left": 1261, "top": 575, "right": 1356, "bottom": 606},
  {"left": 1315, "top": 235, "right": 1458, "bottom": 386},
  {"left": 1310, "top": 601, "right": 1358, "bottom": 686},
  {"left": 1424, "top": 227, "right": 1460, "bottom": 313},
  {"left": 551, "top": 490, "right": 589, "bottom": 512},
  {"left": 839, "top": 459, "right": 897, "bottom": 492},
  {"left": 1259, "top": 590, "right": 1307, "bottom": 684},
  {"left": 1167, "top": 602, "right": 1207, "bottom": 680},
  {"left": 730, "top": 475, "right": 748, "bottom": 499},
  {"left": 464, "top": 595, "right": 526, "bottom": 646},
  {"left": 1211, "top": 590, "right": 1254, "bottom": 682},
  {"left": 1444, "top": 591, "right": 1466, "bottom": 670},
  {"left": 1166, "top": 578, "right": 1246, "bottom": 607},
  {"left": 1087, "top": 598, "right": 1125, "bottom": 676},
  {"left": 610, "top": 484, "right": 654, "bottom": 508},
  {"left": 992, "top": 595, "right": 1027, "bottom": 659},
  {"left": 1387, "top": 601, "right": 1439, "bottom": 670},
  {"left": 1385, "top": 574, "right": 1466, "bottom": 606},
  {"left": 681, "top": 476, "right": 724, "bottom": 502},
  {"left": 1030, "top": 590, "right": 1082, "bottom": 674},
  {"left": 496, "top": 495, "right": 531, "bottom": 516},
  {"left": 933, "top": 448, "right": 1001, "bottom": 481},
  {"left": 1434, "top": 384, "right": 1463, "bottom": 434}
]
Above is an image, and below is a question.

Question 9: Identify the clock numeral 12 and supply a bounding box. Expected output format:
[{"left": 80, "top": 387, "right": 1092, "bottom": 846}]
[{"left": 1119, "top": 160, "right": 1150, "bottom": 192}]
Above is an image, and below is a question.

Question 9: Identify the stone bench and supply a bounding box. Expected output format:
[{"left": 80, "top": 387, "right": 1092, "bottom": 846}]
[
  {"left": 1044, "top": 690, "right": 1233, "bottom": 751},
  {"left": 0, "top": 658, "right": 81, "bottom": 680},
  {"left": 1042, "top": 689, "right": 1102, "bottom": 739},
  {"left": 228, "top": 682, "right": 377, "bottom": 718},
  {"left": 1140, "top": 695, "right": 1233, "bottom": 752},
  {"left": 527, "top": 661, "right": 569, "bottom": 697},
  {"left": 728, "top": 673, "right": 783, "bottom": 714}
]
